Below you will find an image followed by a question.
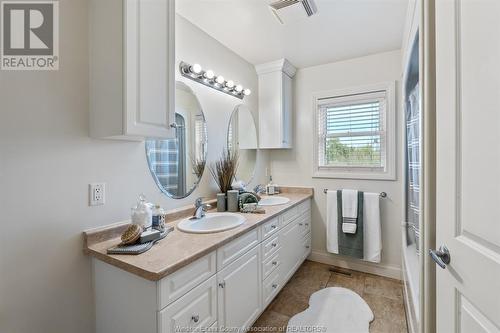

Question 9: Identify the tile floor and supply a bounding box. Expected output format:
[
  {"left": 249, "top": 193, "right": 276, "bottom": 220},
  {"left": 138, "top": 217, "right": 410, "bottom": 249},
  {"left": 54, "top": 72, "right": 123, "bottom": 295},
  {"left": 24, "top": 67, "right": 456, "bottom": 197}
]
[{"left": 253, "top": 260, "right": 408, "bottom": 333}]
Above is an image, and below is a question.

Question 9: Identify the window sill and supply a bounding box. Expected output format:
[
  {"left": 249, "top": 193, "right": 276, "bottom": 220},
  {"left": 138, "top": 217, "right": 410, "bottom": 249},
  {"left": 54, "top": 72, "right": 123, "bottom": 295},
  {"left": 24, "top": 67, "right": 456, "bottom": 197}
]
[{"left": 312, "top": 168, "right": 396, "bottom": 181}]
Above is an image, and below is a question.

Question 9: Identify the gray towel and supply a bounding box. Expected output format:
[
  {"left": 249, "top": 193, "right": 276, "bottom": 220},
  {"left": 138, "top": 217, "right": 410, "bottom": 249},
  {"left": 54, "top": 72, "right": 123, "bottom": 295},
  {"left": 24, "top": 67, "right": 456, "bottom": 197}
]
[{"left": 337, "top": 190, "right": 364, "bottom": 259}]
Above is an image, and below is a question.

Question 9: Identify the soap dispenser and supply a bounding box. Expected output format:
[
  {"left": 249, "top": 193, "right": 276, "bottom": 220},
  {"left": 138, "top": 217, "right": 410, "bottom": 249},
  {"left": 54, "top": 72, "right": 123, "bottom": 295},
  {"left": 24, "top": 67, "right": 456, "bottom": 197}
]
[
  {"left": 266, "top": 176, "right": 276, "bottom": 195},
  {"left": 131, "top": 194, "right": 152, "bottom": 230}
]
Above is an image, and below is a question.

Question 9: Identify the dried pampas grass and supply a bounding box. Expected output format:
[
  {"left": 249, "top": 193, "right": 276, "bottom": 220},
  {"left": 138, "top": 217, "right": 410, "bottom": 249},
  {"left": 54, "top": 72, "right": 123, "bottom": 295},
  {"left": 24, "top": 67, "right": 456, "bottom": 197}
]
[{"left": 209, "top": 149, "right": 239, "bottom": 193}]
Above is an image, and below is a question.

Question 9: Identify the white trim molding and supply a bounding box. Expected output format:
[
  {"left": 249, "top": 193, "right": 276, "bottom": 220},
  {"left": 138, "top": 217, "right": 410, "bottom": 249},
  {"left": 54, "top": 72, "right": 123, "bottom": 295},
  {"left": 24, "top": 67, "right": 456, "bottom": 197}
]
[
  {"left": 308, "top": 250, "right": 402, "bottom": 280},
  {"left": 312, "top": 81, "right": 397, "bottom": 180}
]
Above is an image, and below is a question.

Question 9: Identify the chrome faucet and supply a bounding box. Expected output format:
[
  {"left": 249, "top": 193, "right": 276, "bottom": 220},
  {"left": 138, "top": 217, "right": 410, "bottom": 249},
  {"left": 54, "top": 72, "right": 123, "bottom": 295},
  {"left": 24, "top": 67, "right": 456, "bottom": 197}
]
[
  {"left": 192, "top": 197, "right": 211, "bottom": 219},
  {"left": 254, "top": 184, "right": 266, "bottom": 195}
]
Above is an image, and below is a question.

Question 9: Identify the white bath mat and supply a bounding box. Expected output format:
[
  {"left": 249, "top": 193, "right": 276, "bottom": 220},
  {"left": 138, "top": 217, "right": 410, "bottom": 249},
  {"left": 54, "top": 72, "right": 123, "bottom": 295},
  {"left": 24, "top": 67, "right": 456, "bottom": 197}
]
[{"left": 287, "top": 287, "right": 374, "bottom": 333}]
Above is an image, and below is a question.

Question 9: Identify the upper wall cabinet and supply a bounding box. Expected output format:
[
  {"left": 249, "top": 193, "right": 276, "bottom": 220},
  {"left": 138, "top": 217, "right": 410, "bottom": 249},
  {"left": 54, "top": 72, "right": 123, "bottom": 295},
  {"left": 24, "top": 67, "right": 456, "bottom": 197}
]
[
  {"left": 90, "top": 0, "right": 176, "bottom": 140},
  {"left": 255, "top": 59, "right": 296, "bottom": 149}
]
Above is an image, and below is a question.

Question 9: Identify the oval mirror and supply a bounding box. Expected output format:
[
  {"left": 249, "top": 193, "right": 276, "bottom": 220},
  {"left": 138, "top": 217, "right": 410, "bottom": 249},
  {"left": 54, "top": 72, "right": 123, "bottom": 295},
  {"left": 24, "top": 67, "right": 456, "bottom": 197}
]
[
  {"left": 146, "top": 81, "right": 208, "bottom": 199},
  {"left": 227, "top": 105, "right": 258, "bottom": 184}
]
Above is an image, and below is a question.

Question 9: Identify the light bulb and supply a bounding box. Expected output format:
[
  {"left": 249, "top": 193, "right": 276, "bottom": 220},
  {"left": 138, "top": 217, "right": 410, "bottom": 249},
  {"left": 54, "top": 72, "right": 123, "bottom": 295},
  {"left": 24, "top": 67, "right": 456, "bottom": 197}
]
[
  {"left": 190, "top": 63, "right": 202, "bottom": 74},
  {"left": 216, "top": 76, "right": 225, "bottom": 85},
  {"left": 243, "top": 88, "right": 251, "bottom": 96},
  {"left": 235, "top": 85, "right": 243, "bottom": 93},
  {"left": 204, "top": 70, "right": 214, "bottom": 80},
  {"left": 226, "top": 80, "right": 235, "bottom": 88}
]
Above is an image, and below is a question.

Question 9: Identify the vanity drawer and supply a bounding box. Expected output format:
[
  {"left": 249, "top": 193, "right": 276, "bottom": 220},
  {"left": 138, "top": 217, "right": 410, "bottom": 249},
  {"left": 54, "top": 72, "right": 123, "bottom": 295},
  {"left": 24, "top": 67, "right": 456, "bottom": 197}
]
[
  {"left": 296, "top": 199, "right": 311, "bottom": 214},
  {"left": 280, "top": 206, "right": 298, "bottom": 227},
  {"left": 262, "top": 234, "right": 280, "bottom": 260},
  {"left": 301, "top": 232, "right": 311, "bottom": 260},
  {"left": 262, "top": 250, "right": 280, "bottom": 279},
  {"left": 217, "top": 228, "right": 260, "bottom": 270},
  {"left": 262, "top": 267, "right": 281, "bottom": 308},
  {"left": 159, "top": 251, "right": 216, "bottom": 309},
  {"left": 158, "top": 275, "right": 217, "bottom": 333},
  {"left": 298, "top": 213, "right": 311, "bottom": 239},
  {"left": 261, "top": 217, "right": 279, "bottom": 240}
]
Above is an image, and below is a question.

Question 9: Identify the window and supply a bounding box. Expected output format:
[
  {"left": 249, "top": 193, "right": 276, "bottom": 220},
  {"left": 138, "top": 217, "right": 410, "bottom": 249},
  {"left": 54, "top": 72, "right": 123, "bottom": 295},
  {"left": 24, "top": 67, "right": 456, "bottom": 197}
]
[{"left": 313, "top": 82, "right": 396, "bottom": 180}]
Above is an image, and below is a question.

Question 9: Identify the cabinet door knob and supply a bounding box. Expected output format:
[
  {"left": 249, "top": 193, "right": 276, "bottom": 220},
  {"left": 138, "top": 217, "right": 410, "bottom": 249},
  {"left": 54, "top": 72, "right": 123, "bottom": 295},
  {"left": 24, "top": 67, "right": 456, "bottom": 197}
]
[
  {"left": 191, "top": 315, "right": 199, "bottom": 323},
  {"left": 271, "top": 225, "right": 277, "bottom": 229},
  {"left": 272, "top": 284, "right": 278, "bottom": 289},
  {"left": 170, "top": 123, "right": 178, "bottom": 128},
  {"left": 272, "top": 261, "right": 278, "bottom": 266},
  {"left": 271, "top": 243, "right": 277, "bottom": 247},
  {"left": 305, "top": 245, "right": 310, "bottom": 249},
  {"left": 299, "top": 223, "right": 304, "bottom": 226},
  {"left": 305, "top": 223, "right": 309, "bottom": 226},
  {"left": 218, "top": 281, "right": 226, "bottom": 288}
]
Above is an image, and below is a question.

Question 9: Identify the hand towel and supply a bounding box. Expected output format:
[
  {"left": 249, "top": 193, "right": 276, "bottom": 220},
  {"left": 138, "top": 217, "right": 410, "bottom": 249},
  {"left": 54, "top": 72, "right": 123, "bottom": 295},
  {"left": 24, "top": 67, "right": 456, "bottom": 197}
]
[
  {"left": 327, "top": 191, "right": 382, "bottom": 263},
  {"left": 341, "top": 189, "right": 359, "bottom": 234}
]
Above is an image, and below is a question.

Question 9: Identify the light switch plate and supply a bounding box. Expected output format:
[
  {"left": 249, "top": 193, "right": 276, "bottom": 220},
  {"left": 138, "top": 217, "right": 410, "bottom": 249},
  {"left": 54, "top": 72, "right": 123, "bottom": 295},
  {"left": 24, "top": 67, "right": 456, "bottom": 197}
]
[{"left": 89, "top": 183, "right": 105, "bottom": 206}]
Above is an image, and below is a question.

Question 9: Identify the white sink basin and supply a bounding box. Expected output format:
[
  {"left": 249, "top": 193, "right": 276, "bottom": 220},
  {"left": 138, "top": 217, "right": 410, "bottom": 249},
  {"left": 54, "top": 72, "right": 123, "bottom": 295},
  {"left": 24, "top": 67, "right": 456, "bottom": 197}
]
[
  {"left": 258, "top": 196, "right": 290, "bottom": 206},
  {"left": 177, "top": 213, "right": 246, "bottom": 234}
]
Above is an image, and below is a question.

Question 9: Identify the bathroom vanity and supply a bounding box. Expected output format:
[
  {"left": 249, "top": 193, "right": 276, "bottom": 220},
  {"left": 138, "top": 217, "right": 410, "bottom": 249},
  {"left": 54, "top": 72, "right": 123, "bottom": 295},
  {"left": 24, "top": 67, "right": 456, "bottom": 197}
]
[{"left": 84, "top": 189, "right": 312, "bottom": 333}]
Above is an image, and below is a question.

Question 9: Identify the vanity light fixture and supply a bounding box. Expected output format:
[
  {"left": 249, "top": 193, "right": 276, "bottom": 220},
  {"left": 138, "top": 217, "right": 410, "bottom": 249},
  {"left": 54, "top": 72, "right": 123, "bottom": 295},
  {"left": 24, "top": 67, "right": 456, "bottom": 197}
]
[
  {"left": 179, "top": 61, "right": 252, "bottom": 100},
  {"left": 216, "top": 75, "right": 225, "bottom": 85},
  {"left": 204, "top": 70, "right": 215, "bottom": 80},
  {"left": 191, "top": 63, "right": 202, "bottom": 75}
]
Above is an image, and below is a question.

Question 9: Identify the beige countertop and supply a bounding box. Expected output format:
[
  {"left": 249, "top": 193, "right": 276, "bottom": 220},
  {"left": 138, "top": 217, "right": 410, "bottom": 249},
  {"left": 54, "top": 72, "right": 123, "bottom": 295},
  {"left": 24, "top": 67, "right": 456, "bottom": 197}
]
[{"left": 83, "top": 187, "right": 314, "bottom": 281}]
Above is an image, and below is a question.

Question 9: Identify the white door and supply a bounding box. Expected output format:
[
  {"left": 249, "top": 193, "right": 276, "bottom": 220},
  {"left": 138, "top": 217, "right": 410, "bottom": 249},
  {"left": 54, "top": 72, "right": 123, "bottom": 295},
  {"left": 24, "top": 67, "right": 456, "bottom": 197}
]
[
  {"left": 217, "top": 245, "right": 262, "bottom": 331},
  {"left": 435, "top": 1, "right": 500, "bottom": 332}
]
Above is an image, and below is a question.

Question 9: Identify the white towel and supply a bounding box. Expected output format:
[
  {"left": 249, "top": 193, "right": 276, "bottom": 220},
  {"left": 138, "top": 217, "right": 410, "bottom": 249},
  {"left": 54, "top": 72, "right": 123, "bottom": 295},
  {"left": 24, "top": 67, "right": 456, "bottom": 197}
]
[
  {"left": 342, "top": 189, "right": 358, "bottom": 234},
  {"left": 327, "top": 191, "right": 382, "bottom": 263}
]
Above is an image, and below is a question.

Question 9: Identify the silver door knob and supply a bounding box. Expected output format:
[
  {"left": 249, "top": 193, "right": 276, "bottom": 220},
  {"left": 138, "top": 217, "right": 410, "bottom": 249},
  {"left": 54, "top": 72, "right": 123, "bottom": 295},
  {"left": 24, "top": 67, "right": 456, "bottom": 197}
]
[
  {"left": 429, "top": 245, "right": 451, "bottom": 269},
  {"left": 191, "top": 315, "right": 199, "bottom": 323}
]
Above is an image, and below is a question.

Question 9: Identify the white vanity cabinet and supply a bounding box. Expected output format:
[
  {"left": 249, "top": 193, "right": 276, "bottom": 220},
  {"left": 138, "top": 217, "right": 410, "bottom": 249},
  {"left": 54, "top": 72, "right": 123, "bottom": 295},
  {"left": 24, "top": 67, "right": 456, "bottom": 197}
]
[
  {"left": 93, "top": 198, "right": 311, "bottom": 333},
  {"left": 255, "top": 59, "right": 297, "bottom": 149},
  {"left": 90, "top": 0, "right": 176, "bottom": 140},
  {"left": 217, "top": 245, "right": 262, "bottom": 330}
]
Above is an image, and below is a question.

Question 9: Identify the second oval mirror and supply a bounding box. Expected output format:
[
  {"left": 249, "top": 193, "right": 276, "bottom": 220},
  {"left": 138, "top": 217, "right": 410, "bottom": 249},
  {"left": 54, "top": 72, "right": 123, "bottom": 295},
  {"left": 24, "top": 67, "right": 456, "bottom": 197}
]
[
  {"left": 146, "top": 81, "right": 208, "bottom": 199},
  {"left": 227, "top": 105, "right": 258, "bottom": 184}
]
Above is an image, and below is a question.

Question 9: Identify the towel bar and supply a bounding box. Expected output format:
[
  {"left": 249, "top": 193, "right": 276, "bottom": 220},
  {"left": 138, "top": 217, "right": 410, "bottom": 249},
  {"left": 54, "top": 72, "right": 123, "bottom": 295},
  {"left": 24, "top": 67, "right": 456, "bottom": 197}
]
[{"left": 323, "top": 189, "right": 387, "bottom": 198}]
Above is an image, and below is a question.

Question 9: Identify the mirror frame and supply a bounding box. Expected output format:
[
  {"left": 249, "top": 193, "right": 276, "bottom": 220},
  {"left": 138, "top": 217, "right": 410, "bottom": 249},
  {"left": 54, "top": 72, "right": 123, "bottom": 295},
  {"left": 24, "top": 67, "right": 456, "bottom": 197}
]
[
  {"left": 227, "top": 104, "right": 258, "bottom": 185},
  {"left": 145, "top": 81, "right": 208, "bottom": 199}
]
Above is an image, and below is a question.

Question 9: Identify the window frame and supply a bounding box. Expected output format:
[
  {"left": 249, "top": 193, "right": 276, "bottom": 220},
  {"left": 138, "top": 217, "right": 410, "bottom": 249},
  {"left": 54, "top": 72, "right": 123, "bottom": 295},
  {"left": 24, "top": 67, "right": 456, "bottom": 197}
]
[{"left": 312, "top": 81, "right": 396, "bottom": 180}]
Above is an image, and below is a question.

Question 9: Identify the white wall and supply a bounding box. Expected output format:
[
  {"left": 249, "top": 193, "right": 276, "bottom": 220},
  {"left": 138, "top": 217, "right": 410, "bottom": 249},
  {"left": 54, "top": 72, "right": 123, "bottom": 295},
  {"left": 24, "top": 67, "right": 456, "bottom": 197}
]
[
  {"left": 0, "top": 3, "right": 264, "bottom": 332},
  {"left": 268, "top": 50, "right": 403, "bottom": 278}
]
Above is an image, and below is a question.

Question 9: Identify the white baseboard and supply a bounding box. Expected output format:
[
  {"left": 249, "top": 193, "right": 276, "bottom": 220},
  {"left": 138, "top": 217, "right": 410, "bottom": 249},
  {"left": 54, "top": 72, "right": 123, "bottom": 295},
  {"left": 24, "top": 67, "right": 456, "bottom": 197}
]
[{"left": 308, "top": 250, "right": 402, "bottom": 280}]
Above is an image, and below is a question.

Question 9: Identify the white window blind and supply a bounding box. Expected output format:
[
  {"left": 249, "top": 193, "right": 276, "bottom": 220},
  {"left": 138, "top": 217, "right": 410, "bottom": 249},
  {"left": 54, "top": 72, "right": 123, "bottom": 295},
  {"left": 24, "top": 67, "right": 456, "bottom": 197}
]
[{"left": 317, "top": 91, "right": 387, "bottom": 169}]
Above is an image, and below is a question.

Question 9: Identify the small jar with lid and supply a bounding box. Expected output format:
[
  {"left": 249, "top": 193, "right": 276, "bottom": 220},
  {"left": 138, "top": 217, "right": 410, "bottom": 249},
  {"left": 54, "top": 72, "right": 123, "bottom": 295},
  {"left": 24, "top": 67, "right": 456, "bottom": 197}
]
[{"left": 152, "top": 204, "right": 166, "bottom": 232}]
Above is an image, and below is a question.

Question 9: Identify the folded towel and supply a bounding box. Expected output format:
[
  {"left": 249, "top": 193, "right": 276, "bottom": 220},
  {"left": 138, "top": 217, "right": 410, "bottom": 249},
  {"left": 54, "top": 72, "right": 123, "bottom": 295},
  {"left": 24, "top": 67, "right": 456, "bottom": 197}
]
[
  {"left": 327, "top": 191, "right": 381, "bottom": 263},
  {"left": 341, "top": 189, "right": 359, "bottom": 234},
  {"left": 337, "top": 190, "right": 364, "bottom": 258}
]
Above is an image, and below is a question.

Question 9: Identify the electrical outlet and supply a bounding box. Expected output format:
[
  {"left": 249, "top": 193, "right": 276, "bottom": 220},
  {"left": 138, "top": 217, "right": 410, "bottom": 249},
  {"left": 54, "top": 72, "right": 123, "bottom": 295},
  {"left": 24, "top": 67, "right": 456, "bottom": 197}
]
[{"left": 89, "top": 183, "right": 105, "bottom": 206}]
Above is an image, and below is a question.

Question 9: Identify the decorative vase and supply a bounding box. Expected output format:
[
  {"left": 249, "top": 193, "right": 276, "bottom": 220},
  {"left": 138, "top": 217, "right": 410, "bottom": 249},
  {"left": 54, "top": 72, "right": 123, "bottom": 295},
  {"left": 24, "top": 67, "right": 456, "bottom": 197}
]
[
  {"left": 227, "top": 190, "right": 239, "bottom": 212},
  {"left": 217, "top": 193, "right": 227, "bottom": 212}
]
